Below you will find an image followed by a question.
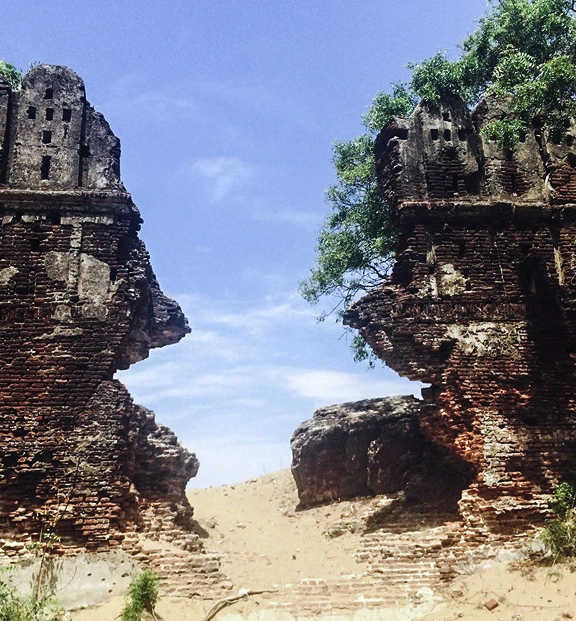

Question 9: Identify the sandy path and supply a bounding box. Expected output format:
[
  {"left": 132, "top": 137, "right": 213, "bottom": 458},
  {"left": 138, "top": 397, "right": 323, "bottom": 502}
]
[{"left": 188, "top": 469, "right": 361, "bottom": 591}]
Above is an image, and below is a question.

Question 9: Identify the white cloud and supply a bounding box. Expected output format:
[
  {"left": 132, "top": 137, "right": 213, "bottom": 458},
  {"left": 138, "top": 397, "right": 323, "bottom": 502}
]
[
  {"left": 199, "top": 301, "right": 315, "bottom": 334},
  {"left": 117, "top": 290, "right": 423, "bottom": 487},
  {"left": 184, "top": 156, "right": 256, "bottom": 201},
  {"left": 123, "top": 364, "right": 261, "bottom": 404},
  {"left": 175, "top": 291, "right": 318, "bottom": 338},
  {"left": 178, "top": 157, "right": 319, "bottom": 227},
  {"left": 277, "top": 368, "right": 421, "bottom": 407}
]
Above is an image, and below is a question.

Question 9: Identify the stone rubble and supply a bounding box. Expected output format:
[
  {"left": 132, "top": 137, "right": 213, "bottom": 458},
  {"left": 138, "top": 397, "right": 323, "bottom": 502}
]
[{"left": 291, "top": 396, "right": 467, "bottom": 510}]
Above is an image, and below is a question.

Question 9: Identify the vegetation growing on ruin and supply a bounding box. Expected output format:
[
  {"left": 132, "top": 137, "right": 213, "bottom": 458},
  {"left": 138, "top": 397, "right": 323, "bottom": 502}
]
[
  {"left": 542, "top": 481, "right": 576, "bottom": 559},
  {"left": 121, "top": 571, "right": 160, "bottom": 621},
  {"left": 0, "top": 577, "right": 64, "bottom": 621},
  {"left": 0, "top": 61, "right": 22, "bottom": 90},
  {"left": 300, "top": 0, "right": 576, "bottom": 361}
]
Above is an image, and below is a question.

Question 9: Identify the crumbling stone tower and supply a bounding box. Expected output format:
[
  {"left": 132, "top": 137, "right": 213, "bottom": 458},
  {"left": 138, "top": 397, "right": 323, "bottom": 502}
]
[
  {"left": 345, "top": 95, "right": 576, "bottom": 531},
  {"left": 0, "top": 64, "right": 198, "bottom": 552}
]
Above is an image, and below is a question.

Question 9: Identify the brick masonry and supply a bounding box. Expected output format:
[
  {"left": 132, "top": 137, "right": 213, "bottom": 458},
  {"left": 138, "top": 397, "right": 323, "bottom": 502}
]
[
  {"left": 345, "top": 94, "right": 576, "bottom": 531},
  {"left": 0, "top": 64, "right": 225, "bottom": 588}
]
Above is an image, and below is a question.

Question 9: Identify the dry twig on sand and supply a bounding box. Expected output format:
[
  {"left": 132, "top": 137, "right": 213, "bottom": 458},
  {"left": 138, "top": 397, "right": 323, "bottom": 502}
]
[{"left": 202, "top": 588, "right": 279, "bottom": 621}]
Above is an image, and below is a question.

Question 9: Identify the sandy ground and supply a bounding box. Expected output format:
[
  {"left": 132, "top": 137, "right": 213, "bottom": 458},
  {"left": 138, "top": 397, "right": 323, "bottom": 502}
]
[
  {"left": 189, "top": 469, "right": 361, "bottom": 589},
  {"left": 419, "top": 562, "right": 576, "bottom": 620},
  {"left": 70, "top": 470, "right": 576, "bottom": 620}
]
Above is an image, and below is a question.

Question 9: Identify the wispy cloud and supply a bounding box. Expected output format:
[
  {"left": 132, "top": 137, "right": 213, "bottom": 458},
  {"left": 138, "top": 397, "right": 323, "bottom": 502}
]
[
  {"left": 96, "top": 74, "right": 199, "bottom": 123},
  {"left": 277, "top": 367, "right": 421, "bottom": 406},
  {"left": 178, "top": 156, "right": 319, "bottom": 227},
  {"left": 117, "top": 290, "right": 422, "bottom": 487},
  {"left": 183, "top": 156, "right": 256, "bottom": 201},
  {"left": 184, "top": 297, "right": 317, "bottom": 335}
]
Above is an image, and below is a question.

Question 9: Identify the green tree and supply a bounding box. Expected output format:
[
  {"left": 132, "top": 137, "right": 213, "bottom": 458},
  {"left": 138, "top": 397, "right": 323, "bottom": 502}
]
[
  {"left": 300, "top": 0, "right": 576, "bottom": 361},
  {"left": 298, "top": 86, "right": 414, "bottom": 364},
  {"left": 0, "top": 61, "right": 22, "bottom": 90}
]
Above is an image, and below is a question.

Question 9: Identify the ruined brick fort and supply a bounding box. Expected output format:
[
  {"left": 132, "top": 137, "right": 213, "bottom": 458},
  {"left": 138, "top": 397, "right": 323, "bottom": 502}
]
[
  {"left": 0, "top": 64, "right": 222, "bottom": 586},
  {"left": 344, "top": 94, "right": 576, "bottom": 531},
  {"left": 3, "top": 59, "right": 576, "bottom": 610}
]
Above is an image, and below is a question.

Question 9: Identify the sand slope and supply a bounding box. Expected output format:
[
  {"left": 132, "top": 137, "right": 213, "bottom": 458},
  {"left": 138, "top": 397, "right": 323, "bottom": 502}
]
[{"left": 71, "top": 470, "right": 576, "bottom": 620}]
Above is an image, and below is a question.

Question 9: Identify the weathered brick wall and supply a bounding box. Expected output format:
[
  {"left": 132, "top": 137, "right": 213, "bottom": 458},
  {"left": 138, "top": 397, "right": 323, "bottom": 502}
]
[
  {"left": 0, "top": 65, "right": 202, "bottom": 556},
  {"left": 345, "top": 95, "right": 576, "bottom": 531}
]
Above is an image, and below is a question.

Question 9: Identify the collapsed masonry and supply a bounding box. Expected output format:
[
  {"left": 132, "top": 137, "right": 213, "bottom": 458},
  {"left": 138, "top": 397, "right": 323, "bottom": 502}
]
[
  {"left": 291, "top": 396, "right": 467, "bottom": 510},
  {"left": 0, "top": 65, "right": 209, "bottom": 570},
  {"left": 344, "top": 94, "right": 576, "bottom": 532}
]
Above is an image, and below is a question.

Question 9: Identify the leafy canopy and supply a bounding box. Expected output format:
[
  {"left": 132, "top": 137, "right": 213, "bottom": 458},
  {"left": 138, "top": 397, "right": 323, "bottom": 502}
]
[
  {"left": 300, "top": 0, "right": 576, "bottom": 361},
  {"left": 0, "top": 61, "right": 22, "bottom": 90}
]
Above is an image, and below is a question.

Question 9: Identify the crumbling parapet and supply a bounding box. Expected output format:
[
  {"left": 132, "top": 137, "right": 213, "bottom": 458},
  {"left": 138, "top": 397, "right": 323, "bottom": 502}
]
[
  {"left": 345, "top": 95, "right": 576, "bottom": 531},
  {"left": 0, "top": 64, "right": 204, "bottom": 563}
]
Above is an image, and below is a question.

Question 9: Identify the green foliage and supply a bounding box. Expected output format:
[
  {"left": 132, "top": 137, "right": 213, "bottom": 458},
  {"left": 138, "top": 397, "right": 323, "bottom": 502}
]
[
  {"left": 407, "top": 0, "right": 576, "bottom": 146},
  {"left": 299, "top": 134, "right": 397, "bottom": 312},
  {"left": 350, "top": 333, "right": 379, "bottom": 368},
  {"left": 302, "top": 1, "right": 576, "bottom": 361},
  {"left": 0, "top": 61, "right": 22, "bottom": 90},
  {"left": 462, "top": 0, "right": 576, "bottom": 144},
  {"left": 361, "top": 84, "right": 417, "bottom": 133},
  {"left": 481, "top": 117, "right": 527, "bottom": 155},
  {"left": 121, "top": 571, "right": 159, "bottom": 621},
  {"left": 409, "top": 52, "right": 470, "bottom": 105},
  {"left": 542, "top": 482, "right": 576, "bottom": 559},
  {"left": 0, "top": 579, "right": 63, "bottom": 621}
]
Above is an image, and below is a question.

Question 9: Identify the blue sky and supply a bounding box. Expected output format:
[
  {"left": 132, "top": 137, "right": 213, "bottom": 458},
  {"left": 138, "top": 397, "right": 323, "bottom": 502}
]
[{"left": 2, "top": 0, "right": 488, "bottom": 487}]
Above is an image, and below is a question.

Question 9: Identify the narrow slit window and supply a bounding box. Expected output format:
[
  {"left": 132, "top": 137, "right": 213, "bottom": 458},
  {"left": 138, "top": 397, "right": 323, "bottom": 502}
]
[
  {"left": 45, "top": 108, "right": 54, "bottom": 121},
  {"left": 30, "top": 239, "right": 41, "bottom": 252},
  {"left": 62, "top": 108, "right": 72, "bottom": 122},
  {"left": 44, "top": 88, "right": 53, "bottom": 100},
  {"left": 430, "top": 128, "right": 439, "bottom": 141},
  {"left": 41, "top": 156, "right": 51, "bottom": 180},
  {"left": 510, "top": 174, "right": 518, "bottom": 193},
  {"left": 457, "top": 128, "right": 466, "bottom": 141},
  {"left": 26, "top": 106, "right": 36, "bottom": 120},
  {"left": 48, "top": 211, "right": 61, "bottom": 225},
  {"left": 442, "top": 112, "right": 450, "bottom": 121},
  {"left": 444, "top": 129, "right": 452, "bottom": 141},
  {"left": 110, "top": 267, "right": 118, "bottom": 282},
  {"left": 42, "top": 131, "right": 52, "bottom": 144}
]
